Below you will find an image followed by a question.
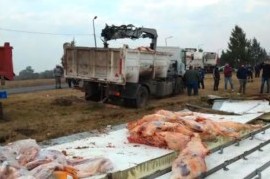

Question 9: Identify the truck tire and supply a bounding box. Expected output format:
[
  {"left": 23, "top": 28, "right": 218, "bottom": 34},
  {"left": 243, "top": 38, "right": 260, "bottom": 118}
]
[{"left": 134, "top": 86, "right": 149, "bottom": 108}]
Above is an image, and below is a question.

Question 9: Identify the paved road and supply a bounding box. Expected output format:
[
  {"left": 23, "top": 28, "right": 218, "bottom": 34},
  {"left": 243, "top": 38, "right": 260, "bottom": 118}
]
[{"left": 3, "top": 84, "right": 68, "bottom": 95}]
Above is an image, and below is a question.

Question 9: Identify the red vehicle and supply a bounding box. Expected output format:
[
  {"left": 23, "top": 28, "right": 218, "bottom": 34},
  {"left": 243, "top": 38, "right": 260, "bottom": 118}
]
[{"left": 0, "top": 42, "right": 14, "bottom": 81}]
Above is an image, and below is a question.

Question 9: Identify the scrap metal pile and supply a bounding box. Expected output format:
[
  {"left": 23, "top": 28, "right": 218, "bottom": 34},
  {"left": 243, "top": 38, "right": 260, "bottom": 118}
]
[
  {"left": 0, "top": 139, "right": 113, "bottom": 178},
  {"left": 127, "top": 110, "right": 262, "bottom": 179}
]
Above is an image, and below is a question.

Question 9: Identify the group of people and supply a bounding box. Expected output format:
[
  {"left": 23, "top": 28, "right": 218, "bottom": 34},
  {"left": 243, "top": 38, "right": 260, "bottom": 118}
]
[
  {"left": 183, "top": 61, "right": 270, "bottom": 96},
  {"left": 224, "top": 62, "right": 270, "bottom": 94}
]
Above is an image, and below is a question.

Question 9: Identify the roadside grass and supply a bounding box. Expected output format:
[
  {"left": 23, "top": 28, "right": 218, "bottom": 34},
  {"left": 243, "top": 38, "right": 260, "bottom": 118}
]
[
  {"left": 0, "top": 88, "right": 137, "bottom": 143},
  {"left": 3, "top": 78, "right": 66, "bottom": 88},
  {"left": 0, "top": 73, "right": 266, "bottom": 144}
]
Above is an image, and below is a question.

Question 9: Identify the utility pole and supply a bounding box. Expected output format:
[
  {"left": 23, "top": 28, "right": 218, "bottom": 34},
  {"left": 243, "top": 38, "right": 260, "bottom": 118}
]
[
  {"left": 165, "top": 36, "right": 173, "bottom": 46},
  {"left": 92, "top": 16, "right": 97, "bottom": 48}
]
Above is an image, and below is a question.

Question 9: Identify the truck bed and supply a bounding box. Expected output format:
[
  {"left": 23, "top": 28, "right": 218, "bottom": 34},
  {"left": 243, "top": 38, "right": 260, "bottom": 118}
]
[
  {"left": 63, "top": 46, "right": 171, "bottom": 84},
  {"left": 64, "top": 47, "right": 124, "bottom": 84}
]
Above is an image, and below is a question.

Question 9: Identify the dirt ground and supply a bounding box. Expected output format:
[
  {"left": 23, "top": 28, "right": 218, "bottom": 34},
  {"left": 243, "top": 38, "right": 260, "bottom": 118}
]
[{"left": 0, "top": 74, "right": 269, "bottom": 144}]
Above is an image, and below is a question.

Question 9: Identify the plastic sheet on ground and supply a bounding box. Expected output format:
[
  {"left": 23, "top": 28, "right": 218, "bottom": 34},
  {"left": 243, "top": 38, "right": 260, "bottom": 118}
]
[
  {"left": 212, "top": 100, "right": 270, "bottom": 114},
  {"left": 47, "top": 128, "right": 176, "bottom": 179}
]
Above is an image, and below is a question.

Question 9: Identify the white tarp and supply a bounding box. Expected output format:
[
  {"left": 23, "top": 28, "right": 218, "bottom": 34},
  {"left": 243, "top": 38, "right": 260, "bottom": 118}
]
[
  {"left": 212, "top": 100, "right": 270, "bottom": 114},
  {"left": 47, "top": 128, "right": 174, "bottom": 178}
]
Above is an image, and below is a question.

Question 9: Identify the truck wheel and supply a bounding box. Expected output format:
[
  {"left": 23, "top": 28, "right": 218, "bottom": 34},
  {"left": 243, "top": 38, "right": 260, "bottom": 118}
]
[{"left": 134, "top": 86, "right": 149, "bottom": 108}]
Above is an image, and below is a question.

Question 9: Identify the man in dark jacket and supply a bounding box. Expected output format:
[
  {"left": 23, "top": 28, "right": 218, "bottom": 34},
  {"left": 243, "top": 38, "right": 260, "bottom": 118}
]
[
  {"left": 183, "top": 66, "right": 200, "bottom": 96},
  {"left": 213, "top": 65, "right": 220, "bottom": 91},
  {"left": 198, "top": 67, "right": 205, "bottom": 89},
  {"left": 236, "top": 65, "right": 248, "bottom": 94},
  {"left": 260, "top": 62, "right": 270, "bottom": 93}
]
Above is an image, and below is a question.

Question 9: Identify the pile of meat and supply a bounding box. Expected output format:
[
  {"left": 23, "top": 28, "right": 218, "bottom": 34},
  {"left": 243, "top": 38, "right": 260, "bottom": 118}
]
[
  {"left": 127, "top": 110, "right": 262, "bottom": 179},
  {"left": 0, "top": 139, "right": 113, "bottom": 179}
]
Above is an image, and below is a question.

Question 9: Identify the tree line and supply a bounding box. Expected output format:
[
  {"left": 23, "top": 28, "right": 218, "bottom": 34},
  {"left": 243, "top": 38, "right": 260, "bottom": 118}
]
[
  {"left": 15, "top": 66, "right": 54, "bottom": 80},
  {"left": 220, "top": 25, "right": 268, "bottom": 68}
]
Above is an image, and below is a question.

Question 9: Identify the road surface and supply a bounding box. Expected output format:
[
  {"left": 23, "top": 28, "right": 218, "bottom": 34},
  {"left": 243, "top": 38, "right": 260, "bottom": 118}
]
[{"left": 3, "top": 84, "right": 68, "bottom": 95}]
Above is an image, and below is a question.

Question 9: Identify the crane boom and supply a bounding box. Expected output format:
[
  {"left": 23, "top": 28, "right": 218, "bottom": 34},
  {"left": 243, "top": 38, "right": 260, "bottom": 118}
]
[{"left": 101, "top": 24, "right": 158, "bottom": 50}]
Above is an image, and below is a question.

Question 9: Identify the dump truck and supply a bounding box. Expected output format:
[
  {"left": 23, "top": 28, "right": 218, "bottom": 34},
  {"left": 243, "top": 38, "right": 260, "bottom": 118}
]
[
  {"left": 0, "top": 42, "right": 14, "bottom": 83},
  {"left": 62, "top": 24, "right": 185, "bottom": 108},
  {"left": 0, "top": 42, "right": 14, "bottom": 119}
]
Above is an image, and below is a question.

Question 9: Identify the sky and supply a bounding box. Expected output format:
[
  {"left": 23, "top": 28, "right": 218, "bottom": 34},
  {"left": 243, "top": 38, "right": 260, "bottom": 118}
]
[{"left": 1, "top": 0, "right": 270, "bottom": 74}]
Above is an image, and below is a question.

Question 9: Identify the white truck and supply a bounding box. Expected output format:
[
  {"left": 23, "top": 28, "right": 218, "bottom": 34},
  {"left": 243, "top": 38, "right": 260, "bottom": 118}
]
[
  {"left": 184, "top": 49, "right": 219, "bottom": 73},
  {"left": 184, "top": 48, "right": 204, "bottom": 69},
  {"left": 203, "top": 52, "right": 219, "bottom": 73},
  {"left": 62, "top": 24, "right": 185, "bottom": 108}
]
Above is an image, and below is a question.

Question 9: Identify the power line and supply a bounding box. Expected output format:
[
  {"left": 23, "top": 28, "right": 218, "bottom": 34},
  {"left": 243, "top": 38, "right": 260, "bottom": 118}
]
[{"left": 0, "top": 27, "right": 93, "bottom": 36}]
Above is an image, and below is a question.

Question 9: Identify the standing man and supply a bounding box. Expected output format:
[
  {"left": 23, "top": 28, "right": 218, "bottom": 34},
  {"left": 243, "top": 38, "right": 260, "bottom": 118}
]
[
  {"left": 53, "top": 65, "right": 64, "bottom": 89},
  {"left": 255, "top": 64, "right": 261, "bottom": 78},
  {"left": 236, "top": 65, "right": 248, "bottom": 94},
  {"left": 247, "top": 64, "right": 253, "bottom": 82},
  {"left": 213, "top": 65, "right": 220, "bottom": 91},
  {"left": 224, "top": 63, "right": 234, "bottom": 91},
  {"left": 260, "top": 61, "right": 270, "bottom": 93},
  {"left": 198, "top": 67, "right": 205, "bottom": 89},
  {"left": 183, "top": 66, "right": 200, "bottom": 96}
]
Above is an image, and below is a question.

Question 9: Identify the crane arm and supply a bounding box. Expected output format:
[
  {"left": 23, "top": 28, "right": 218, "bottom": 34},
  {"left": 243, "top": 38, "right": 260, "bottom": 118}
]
[{"left": 101, "top": 24, "right": 158, "bottom": 50}]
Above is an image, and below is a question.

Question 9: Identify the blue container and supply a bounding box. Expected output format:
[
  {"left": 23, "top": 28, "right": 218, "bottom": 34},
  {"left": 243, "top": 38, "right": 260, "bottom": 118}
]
[{"left": 0, "top": 91, "right": 7, "bottom": 99}]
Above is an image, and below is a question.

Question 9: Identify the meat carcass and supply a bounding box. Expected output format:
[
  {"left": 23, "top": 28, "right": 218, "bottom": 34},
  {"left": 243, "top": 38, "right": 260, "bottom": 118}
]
[
  {"left": 25, "top": 149, "right": 68, "bottom": 170},
  {"left": 171, "top": 154, "right": 207, "bottom": 179},
  {"left": 214, "top": 121, "right": 262, "bottom": 132},
  {"left": 127, "top": 114, "right": 168, "bottom": 130},
  {"left": 68, "top": 157, "right": 113, "bottom": 178},
  {"left": 6, "top": 139, "right": 41, "bottom": 166},
  {"left": 181, "top": 134, "right": 209, "bottom": 157},
  {"left": 158, "top": 132, "right": 191, "bottom": 151}
]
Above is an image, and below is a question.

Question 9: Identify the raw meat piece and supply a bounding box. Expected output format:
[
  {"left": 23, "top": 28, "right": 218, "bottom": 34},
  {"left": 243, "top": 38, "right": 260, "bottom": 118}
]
[
  {"left": 158, "top": 132, "right": 191, "bottom": 151},
  {"left": 69, "top": 157, "right": 113, "bottom": 178},
  {"left": 171, "top": 154, "right": 207, "bottom": 179},
  {"left": 30, "top": 162, "right": 64, "bottom": 178},
  {"left": 26, "top": 149, "right": 68, "bottom": 170},
  {"left": 6, "top": 139, "right": 41, "bottom": 166},
  {"left": 181, "top": 135, "right": 209, "bottom": 157},
  {"left": 127, "top": 114, "right": 167, "bottom": 130}
]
